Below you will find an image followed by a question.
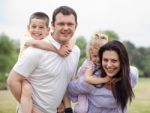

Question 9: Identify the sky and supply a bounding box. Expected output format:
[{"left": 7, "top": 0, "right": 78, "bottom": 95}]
[{"left": 0, "top": 0, "right": 150, "bottom": 47}]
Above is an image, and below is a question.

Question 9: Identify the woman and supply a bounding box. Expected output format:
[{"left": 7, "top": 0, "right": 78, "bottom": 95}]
[{"left": 68, "top": 40, "right": 138, "bottom": 113}]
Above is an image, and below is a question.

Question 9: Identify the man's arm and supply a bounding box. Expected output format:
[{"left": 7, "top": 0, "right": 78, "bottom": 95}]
[{"left": 7, "top": 69, "right": 25, "bottom": 102}]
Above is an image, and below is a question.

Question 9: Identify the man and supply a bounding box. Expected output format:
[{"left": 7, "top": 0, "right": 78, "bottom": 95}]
[{"left": 7, "top": 6, "right": 80, "bottom": 113}]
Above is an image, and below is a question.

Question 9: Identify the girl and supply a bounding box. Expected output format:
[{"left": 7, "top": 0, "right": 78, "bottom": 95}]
[{"left": 71, "top": 31, "right": 111, "bottom": 113}]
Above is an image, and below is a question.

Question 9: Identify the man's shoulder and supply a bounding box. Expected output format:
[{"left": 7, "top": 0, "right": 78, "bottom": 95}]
[
  {"left": 22, "top": 47, "right": 47, "bottom": 57},
  {"left": 73, "top": 45, "right": 80, "bottom": 53}
]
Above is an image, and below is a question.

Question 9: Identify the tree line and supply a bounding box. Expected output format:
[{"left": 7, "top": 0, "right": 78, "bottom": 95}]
[
  {"left": 0, "top": 30, "right": 150, "bottom": 89},
  {"left": 76, "top": 30, "right": 150, "bottom": 78}
]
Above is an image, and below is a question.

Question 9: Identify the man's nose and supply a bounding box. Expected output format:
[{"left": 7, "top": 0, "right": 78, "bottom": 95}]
[{"left": 64, "top": 24, "right": 69, "bottom": 30}]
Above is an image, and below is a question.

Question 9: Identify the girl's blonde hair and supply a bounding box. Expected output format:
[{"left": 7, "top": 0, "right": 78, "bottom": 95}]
[{"left": 86, "top": 31, "right": 108, "bottom": 59}]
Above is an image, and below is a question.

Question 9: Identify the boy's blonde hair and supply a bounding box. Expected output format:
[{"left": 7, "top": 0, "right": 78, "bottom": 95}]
[{"left": 86, "top": 31, "right": 108, "bottom": 59}]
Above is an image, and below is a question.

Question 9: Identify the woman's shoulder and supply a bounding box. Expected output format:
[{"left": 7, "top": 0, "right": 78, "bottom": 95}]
[{"left": 130, "top": 66, "right": 139, "bottom": 87}]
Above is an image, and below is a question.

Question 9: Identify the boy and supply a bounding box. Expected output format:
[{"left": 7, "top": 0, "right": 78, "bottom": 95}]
[{"left": 19, "top": 12, "right": 73, "bottom": 113}]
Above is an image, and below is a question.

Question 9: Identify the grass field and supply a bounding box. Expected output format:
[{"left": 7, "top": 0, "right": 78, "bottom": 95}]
[
  {"left": 0, "top": 78, "right": 150, "bottom": 113},
  {"left": 127, "top": 78, "right": 150, "bottom": 113}
]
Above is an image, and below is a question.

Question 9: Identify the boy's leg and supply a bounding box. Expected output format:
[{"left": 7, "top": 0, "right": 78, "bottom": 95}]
[
  {"left": 32, "top": 106, "right": 42, "bottom": 113},
  {"left": 21, "top": 80, "right": 32, "bottom": 113}
]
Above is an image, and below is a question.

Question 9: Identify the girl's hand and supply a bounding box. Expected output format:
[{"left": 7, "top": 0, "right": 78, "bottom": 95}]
[{"left": 103, "top": 76, "right": 111, "bottom": 83}]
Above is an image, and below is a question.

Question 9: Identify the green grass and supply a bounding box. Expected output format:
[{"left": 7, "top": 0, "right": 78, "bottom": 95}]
[
  {"left": 0, "top": 90, "right": 17, "bottom": 113},
  {"left": 0, "top": 78, "right": 150, "bottom": 113},
  {"left": 128, "top": 78, "right": 150, "bottom": 113}
]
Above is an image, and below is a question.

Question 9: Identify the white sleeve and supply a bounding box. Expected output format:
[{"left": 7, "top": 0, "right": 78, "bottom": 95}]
[
  {"left": 130, "top": 66, "right": 139, "bottom": 87},
  {"left": 19, "top": 36, "right": 33, "bottom": 57},
  {"left": 13, "top": 48, "right": 42, "bottom": 78}
]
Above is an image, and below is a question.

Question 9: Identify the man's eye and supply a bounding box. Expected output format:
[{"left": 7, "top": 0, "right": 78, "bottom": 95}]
[
  {"left": 67, "top": 23, "right": 74, "bottom": 26},
  {"left": 58, "top": 23, "right": 65, "bottom": 26}
]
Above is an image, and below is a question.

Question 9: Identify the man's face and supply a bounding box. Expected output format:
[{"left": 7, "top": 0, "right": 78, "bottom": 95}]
[
  {"left": 28, "top": 18, "right": 50, "bottom": 40},
  {"left": 51, "top": 13, "right": 77, "bottom": 44}
]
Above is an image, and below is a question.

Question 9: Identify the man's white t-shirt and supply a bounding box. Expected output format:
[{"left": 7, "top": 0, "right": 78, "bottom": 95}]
[{"left": 13, "top": 36, "right": 80, "bottom": 113}]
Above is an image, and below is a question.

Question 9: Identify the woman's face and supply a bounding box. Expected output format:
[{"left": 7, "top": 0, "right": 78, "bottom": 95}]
[{"left": 102, "top": 50, "right": 120, "bottom": 78}]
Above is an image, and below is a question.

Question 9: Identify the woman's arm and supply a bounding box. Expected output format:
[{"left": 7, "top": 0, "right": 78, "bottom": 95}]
[
  {"left": 130, "top": 66, "right": 139, "bottom": 87},
  {"left": 68, "top": 76, "right": 95, "bottom": 96}
]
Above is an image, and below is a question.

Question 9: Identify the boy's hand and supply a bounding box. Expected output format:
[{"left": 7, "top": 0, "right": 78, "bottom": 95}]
[
  {"left": 24, "top": 39, "right": 35, "bottom": 47},
  {"left": 58, "top": 45, "right": 72, "bottom": 57}
]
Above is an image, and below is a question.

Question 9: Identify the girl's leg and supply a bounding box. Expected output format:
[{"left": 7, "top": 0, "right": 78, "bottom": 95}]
[{"left": 74, "top": 95, "right": 88, "bottom": 113}]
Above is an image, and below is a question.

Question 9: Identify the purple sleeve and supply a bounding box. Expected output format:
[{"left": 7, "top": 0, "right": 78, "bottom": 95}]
[
  {"left": 130, "top": 66, "right": 139, "bottom": 87},
  {"left": 67, "top": 76, "right": 95, "bottom": 98}
]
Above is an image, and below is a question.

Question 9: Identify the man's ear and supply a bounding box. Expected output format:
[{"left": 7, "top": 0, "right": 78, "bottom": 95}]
[
  {"left": 48, "top": 27, "right": 50, "bottom": 32},
  {"left": 51, "top": 22, "right": 54, "bottom": 31},
  {"left": 75, "top": 23, "right": 78, "bottom": 29},
  {"left": 51, "top": 21, "right": 54, "bottom": 27},
  {"left": 46, "top": 27, "right": 50, "bottom": 36}
]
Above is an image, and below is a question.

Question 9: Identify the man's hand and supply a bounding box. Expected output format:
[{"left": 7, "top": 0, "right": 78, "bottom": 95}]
[{"left": 57, "top": 102, "right": 65, "bottom": 113}]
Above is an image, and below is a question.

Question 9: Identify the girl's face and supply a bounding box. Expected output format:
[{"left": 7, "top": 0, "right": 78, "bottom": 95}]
[
  {"left": 90, "top": 47, "right": 99, "bottom": 65},
  {"left": 102, "top": 50, "right": 120, "bottom": 78}
]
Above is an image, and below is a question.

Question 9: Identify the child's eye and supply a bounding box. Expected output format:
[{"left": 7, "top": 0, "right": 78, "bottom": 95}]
[
  {"left": 39, "top": 26, "right": 44, "bottom": 29},
  {"left": 32, "top": 26, "right": 36, "bottom": 28}
]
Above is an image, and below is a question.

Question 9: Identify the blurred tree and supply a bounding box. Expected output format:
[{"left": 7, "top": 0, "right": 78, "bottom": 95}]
[
  {"left": 123, "top": 41, "right": 150, "bottom": 77},
  {"left": 75, "top": 31, "right": 150, "bottom": 78},
  {"left": 103, "top": 30, "right": 119, "bottom": 41},
  {"left": 75, "top": 36, "right": 87, "bottom": 68},
  {"left": 143, "top": 56, "right": 150, "bottom": 77},
  {"left": 0, "top": 33, "right": 18, "bottom": 89}
]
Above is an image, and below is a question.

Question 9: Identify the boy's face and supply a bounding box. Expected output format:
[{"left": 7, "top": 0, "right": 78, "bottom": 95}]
[
  {"left": 28, "top": 18, "right": 50, "bottom": 40},
  {"left": 51, "top": 13, "right": 77, "bottom": 44}
]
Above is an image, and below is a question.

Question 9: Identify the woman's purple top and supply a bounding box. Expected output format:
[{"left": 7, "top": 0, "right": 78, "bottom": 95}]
[{"left": 68, "top": 60, "right": 138, "bottom": 113}]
